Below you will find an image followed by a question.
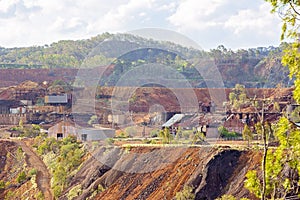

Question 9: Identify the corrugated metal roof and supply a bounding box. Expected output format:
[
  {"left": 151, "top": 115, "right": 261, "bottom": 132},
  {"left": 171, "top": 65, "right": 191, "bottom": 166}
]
[
  {"left": 162, "top": 114, "right": 184, "bottom": 127},
  {"left": 45, "top": 94, "right": 68, "bottom": 103}
]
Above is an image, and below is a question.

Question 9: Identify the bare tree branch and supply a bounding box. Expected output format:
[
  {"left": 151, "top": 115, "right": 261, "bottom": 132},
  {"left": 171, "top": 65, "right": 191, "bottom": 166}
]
[{"left": 289, "top": 2, "right": 300, "bottom": 16}]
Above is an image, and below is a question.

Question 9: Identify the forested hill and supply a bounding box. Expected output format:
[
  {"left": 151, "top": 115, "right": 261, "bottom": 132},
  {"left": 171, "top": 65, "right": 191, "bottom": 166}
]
[{"left": 0, "top": 33, "right": 291, "bottom": 88}]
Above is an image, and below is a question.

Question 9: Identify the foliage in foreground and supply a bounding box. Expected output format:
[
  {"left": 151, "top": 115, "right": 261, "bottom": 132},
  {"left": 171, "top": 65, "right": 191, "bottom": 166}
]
[
  {"left": 244, "top": 117, "right": 300, "bottom": 199},
  {"left": 175, "top": 185, "right": 195, "bottom": 200},
  {"left": 33, "top": 136, "right": 86, "bottom": 198}
]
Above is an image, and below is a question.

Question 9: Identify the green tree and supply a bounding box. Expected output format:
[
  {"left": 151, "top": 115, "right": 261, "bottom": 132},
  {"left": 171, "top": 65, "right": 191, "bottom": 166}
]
[
  {"left": 159, "top": 128, "right": 173, "bottom": 144},
  {"left": 245, "top": 117, "right": 300, "bottom": 199},
  {"left": 250, "top": 3, "right": 300, "bottom": 199},
  {"left": 265, "top": 0, "right": 300, "bottom": 102},
  {"left": 242, "top": 124, "right": 252, "bottom": 147},
  {"left": 229, "top": 84, "right": 247, "bottom": 109}
]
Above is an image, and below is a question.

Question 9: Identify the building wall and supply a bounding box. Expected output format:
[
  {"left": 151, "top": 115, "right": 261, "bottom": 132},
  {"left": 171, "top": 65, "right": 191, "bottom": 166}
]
[
  {"left": 78, "top": 128, "right": 115, "bottom": 141},
  {"left": 224, "top": 116, "right": 244, "bottom": 134},
  {"left": 0, "top": 114, "right": 28, "bottom": 125},
  {"left": 48, "top": 121, "right": 77, "bottom": 138},
  {"left": 207, "top": 127, "right": 219, "bottom": 138},
  {"left": 28, "top": 105, "right": 64, "bottom": 113},
  {"left": 45, "top": 94, "right": 68, "bottom": 104}
]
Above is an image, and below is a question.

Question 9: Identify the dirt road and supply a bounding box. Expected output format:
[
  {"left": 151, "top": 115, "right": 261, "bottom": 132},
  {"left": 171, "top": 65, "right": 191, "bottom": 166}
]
[{"left": 14, "top": 139, "right": 53, "bottom": 200}]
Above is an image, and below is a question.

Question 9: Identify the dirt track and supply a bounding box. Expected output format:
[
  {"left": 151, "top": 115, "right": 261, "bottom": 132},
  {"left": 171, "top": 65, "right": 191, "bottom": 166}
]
[{"left": 14, "top": 139, "right": 53, "bottom": 200}]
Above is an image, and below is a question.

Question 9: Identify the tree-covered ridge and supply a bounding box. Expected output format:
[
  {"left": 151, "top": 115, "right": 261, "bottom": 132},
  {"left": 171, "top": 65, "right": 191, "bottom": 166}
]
[
  {"left": 0, "top": 33, "right": 292, "bottom": 88},
  {"left": 0, "top": 33, "right": 282, "bottom": 68},
  {"left": 0, "top": 33, "right": 113, "bottom": 68}
]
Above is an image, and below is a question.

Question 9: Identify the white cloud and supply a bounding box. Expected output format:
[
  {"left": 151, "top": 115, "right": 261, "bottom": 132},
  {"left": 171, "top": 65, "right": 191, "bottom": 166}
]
[
  {"left": 166, "top": 0, "right": 282, "bottom": 49},
  {"left": 0, "top": 0, "right": 282, "bottom": 49},
  {"left": 156, "top": 2, "right": 177, "bottom": 11},
  {"left": 224, "top": 2, "right": 281, "bottom": 37},
  {"left": 86, "top": 0, "right": 154, "bottom": 34},
  {"left": 0, "top": 0, "right": 18, "bottom": 13},
  {"left": 167, "top": 0, "right": 226, "bottom": 31}
]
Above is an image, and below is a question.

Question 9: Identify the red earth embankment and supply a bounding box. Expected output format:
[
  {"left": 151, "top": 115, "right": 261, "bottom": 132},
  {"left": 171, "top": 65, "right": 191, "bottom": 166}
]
[{"left": 60, "top": 146, "right": 261, "bottom": 200}]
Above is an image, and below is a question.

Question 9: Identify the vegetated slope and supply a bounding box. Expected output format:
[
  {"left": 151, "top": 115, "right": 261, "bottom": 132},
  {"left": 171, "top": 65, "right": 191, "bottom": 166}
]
[
  {"left": 59, "top": 146, "right": 261, "bottom": 200},
  {"left": 14, "top": 139, "right": 53, "bottom": 200},
  {"left": 0, "top": 139, "right": 46, "bottom": 199},
  {"left": 0, "top": 33, "right": 291, "bottom": 88}
]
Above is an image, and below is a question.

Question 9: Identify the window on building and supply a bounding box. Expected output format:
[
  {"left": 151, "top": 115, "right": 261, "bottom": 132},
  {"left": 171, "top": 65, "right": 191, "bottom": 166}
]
[
  {"left": 57, "top": 133, "right": 63, "bottom": 139},
  {"left": 81, "top": 134, "right": 87, "bottom": 141}
]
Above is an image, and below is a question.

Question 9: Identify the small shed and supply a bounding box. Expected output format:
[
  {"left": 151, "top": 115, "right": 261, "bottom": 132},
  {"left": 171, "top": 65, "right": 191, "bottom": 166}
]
[
  {"left": 45, "top": 94, "right": 69, "bottom": 104},
  {"left": 48, "top": 121, "right": 77, "bottom": 139},
  {"left": 224, "top": 114, "right": 244, "bottom": 133}
]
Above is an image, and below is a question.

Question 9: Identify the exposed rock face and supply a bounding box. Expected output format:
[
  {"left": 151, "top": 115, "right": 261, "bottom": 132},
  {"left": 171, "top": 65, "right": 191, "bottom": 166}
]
[{"left": 59, "top": 146, "right": 263, "bottom": 200}]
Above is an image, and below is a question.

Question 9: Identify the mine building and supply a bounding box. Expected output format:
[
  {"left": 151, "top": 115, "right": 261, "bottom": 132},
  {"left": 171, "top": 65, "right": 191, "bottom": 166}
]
[
  {"left": 44, "top": 94, "right": 71, "bottom": 105},
  {"left": 0, "top": 100, "right": 25, "bottom": 114},
  {"left": 48, "top": 120, "right": 77, "bottom": 140},
  {"left": 48, "top": 120, "right": 115, "bottom": 141}
]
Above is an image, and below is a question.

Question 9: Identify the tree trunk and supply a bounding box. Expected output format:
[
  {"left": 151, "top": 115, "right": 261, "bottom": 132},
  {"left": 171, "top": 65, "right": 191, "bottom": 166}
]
[
  {"left": 261, "top": 124, "right": 267, "bottom": 200},
  {"left": 261, "top": 101, "right": 267, "bottom": 200}
]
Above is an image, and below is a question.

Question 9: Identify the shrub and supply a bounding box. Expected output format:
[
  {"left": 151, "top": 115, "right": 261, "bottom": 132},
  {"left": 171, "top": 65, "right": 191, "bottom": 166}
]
[
  {"left": 53, "top": 185, "right": 62, "bottom": 198},
  {"left": 62, "top": 136, "right": 77, "bottom": 145},
  {"left": 37, "top": 141, "right": 50, "bottom": 155},
  {"left": 35, "top": 191, "right": 44, "bottom": 200},
  {"left": 98, "top": 184, "right": 105, "bottom": 192},
  {"left": 5, "top": 191, "right": 14, "bottom": 200},
  {"left": 182, "top": 130, "right": 193, "bottom": 140},
  {"left": 29, "top": 168, "right": 38, "bottom": 176},
  {"left": 105, "top": 138, "right": 114, "bottom": 145},
  {"left": 125, "top": 126, "right": 137, "bottom": 137},
  {"left": 175, "top": 185, "right": 195, "bottom": 200},
  {"left": 0, "top": 180, "right": 5, "bottom": 189},
  {"left": 150, "top": 139, "right": 157, "bottom": 144},
  {"left": 16, "top": 171, "right": 27, "bottom": 183},
  {"left": 150, "top": 129, "right": 159, "bottom": 137},
  {"left": 117, "top": 131, "right": 129, "bottom": 138},
  {"left": 218, "top": 126, "right": 239, "bottom": 139},
  {"left": 67, "top": 185, "right": 82, "bottom": 200},
  {"left": 142, "top": 139, "right": 151, "bottom": 144}
]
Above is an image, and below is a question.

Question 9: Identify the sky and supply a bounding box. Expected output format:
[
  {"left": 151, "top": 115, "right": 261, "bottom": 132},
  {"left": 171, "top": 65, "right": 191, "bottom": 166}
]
[{"left": 0, "top": 0, "right": 282, "bottom": 50}]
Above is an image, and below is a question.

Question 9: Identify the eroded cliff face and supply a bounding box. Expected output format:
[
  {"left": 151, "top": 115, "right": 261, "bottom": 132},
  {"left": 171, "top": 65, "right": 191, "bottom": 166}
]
[{"left": 59, "top": 146, "right": 261, "bottom": 200}]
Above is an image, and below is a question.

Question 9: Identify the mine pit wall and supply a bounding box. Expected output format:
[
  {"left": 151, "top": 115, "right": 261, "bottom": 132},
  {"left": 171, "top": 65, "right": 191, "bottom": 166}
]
[{"left": 59, "top": 147, "right": 261, "bottom": 200}]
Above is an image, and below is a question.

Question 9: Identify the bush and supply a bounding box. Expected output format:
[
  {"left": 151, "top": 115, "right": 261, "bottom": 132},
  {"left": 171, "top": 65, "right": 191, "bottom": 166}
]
[
  {"left": 35, "top": 191, "right": 44, "bottom": 200},
  {"left": 0, "top": 180, "right": 5, "bottom": 189},
  {"left": 125, "top": 126, "right": 137, "bottom": 137},
  {"left": 218, "top": 126, "right": 239, "bottom": 139},
  {"left": 37, "top": 141, "right": 50, "bottom": 155},
  {"left": 150, "top": 129, "right": 159, "bottom": 137},
  {"left": 5, "top": 191, "right": 14, "bottom": 200},
  {"left": 62, "top": 136, "right": 77, "bottom": 145},
  {"left": 175, "top": 185, "right": 195, "bottom": 200},
  {"left": 16, "top": 171, "right": 27, "bottom": 183},
  {"left": 182, "top": 130, "right": 193, "bottom": 140},
  {"left": 53, "top": 185, "right": 62, "bottom": 198},
  {"left": 142, "top": 139, "right": 151, "bottom": 144},
  {"left": 29, "top": 168, "right": 38, "bottom": 176},
  {"left": 150, "top": 139, "right": 157, "bottom": 144},
  {"left": 67, "top": 185, "right": 82, "bottom": 200},
  {"left": 117, "top": 132, "right": 129, "bottom": 138},
  {"left": 105, "top": 138, "right": 114, "bottom": 145}
]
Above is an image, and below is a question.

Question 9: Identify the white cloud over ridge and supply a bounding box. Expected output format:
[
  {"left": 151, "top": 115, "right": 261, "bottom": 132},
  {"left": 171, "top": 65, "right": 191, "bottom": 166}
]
[{"left": 0, "top": 0, "right": 282, "bottom": 49}]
